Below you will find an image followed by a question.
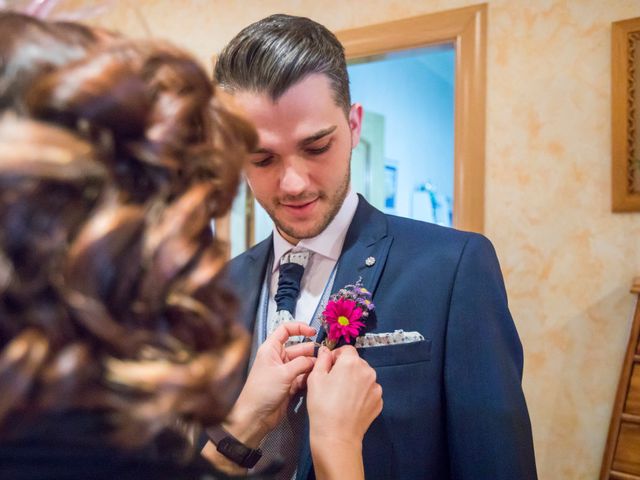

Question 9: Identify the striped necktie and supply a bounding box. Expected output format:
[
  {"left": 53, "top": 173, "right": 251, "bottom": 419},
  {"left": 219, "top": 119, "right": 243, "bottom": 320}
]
[{"left": 257, "top": 248, "right": 311, "bottom": 479}]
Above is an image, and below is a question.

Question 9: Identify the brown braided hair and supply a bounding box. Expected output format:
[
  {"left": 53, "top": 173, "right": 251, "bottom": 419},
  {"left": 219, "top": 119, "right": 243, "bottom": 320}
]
[
  {"left": 0, "top": 11, "right": 109, "bottom": 113},
  {"left": 0, "top": 35, "right": 257, "bottom": 447}
]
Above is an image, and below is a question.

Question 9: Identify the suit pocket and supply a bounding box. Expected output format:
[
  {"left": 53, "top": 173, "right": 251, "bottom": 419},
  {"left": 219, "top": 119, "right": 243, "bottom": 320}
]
[{"left": 357, "top": 339, "right": 431, "bottom": 368}]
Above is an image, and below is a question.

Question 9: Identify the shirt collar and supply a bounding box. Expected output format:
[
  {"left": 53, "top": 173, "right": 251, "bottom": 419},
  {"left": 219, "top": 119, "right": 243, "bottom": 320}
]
[{"left": 272, "top": 189, "right": 358, "bottom": 272}]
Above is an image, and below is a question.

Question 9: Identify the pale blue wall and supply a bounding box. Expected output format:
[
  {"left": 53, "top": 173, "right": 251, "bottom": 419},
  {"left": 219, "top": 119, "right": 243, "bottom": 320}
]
[{"left": 348, "top": 46, "right": 455, "bottom": 224}]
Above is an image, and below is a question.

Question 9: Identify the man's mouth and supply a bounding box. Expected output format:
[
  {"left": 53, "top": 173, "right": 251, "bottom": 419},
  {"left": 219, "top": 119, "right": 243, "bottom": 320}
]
[
  {"left": 280, "top": 197, "right": 319, "bottom": 215},
  {"left": 283, "top": 200, "right": 314, "bottom": 208}
]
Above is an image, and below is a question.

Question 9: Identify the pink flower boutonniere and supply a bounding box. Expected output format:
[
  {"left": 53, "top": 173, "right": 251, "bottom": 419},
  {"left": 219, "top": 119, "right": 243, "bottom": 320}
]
[{"left": 321, "top": 279, "right": 375, "bottom": 350}]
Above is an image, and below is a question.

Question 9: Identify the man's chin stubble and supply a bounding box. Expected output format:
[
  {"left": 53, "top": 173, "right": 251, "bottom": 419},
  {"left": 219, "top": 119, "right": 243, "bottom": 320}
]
[
  {"left": 276, "top": 199, "right": 345, "bottom": 241},
  {"left": 276, "top": 221, "right": 326, "bottom": 242},
  {"left": 270, "top": 169, "right": 349, "bottom": 241}
]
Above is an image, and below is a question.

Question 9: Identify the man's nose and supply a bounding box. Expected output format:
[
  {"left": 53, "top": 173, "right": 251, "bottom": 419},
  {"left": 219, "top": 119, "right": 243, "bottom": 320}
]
[{"left": 280, "top": 158, "right": 309, "bottom": 196}]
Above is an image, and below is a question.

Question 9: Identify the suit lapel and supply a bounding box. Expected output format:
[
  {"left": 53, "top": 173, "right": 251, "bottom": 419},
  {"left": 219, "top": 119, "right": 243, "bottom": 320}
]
[
  {"left": 315, "top": 195, "right": 393, "bottom": 344},
  {"left": 233, "top": 235, "right": 273, "bottom": 334},
  {"left": 297, "top": 196, "right": 393, "bottom": 480}
]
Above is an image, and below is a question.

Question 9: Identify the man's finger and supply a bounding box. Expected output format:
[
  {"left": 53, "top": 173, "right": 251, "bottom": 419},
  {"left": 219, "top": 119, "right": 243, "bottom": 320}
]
[{"left": 268, "top": 322, "right": 317, "bottom": 346}]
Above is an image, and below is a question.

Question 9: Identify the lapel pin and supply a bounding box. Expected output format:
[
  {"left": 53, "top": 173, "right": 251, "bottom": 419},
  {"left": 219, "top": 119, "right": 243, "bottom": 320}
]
[{"left": 365, "top": 256, "right": 376, "bottom": 267}]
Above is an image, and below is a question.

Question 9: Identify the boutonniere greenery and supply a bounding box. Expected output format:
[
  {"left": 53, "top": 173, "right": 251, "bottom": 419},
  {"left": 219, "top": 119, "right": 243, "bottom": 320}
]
[{"left": 321, "top": 279, "right": 375, "bottom": 350}]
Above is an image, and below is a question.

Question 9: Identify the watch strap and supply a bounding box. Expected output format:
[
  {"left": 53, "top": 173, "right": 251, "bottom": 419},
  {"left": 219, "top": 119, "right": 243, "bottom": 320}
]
[{"left": 208, "top": 425, "right": 262, "bottom": 468}]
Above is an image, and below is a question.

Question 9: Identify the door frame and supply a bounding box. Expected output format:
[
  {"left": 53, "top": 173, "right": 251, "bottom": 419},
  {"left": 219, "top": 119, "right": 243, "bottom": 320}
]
[{"left": 336, "top": 3, "right": 487, "bottom": 233}]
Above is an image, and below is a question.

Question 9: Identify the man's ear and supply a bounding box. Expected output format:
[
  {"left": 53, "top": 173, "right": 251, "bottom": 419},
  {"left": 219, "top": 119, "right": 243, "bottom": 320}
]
[{"left": 348, "top": 103, "right": 363, "bottom": 149}]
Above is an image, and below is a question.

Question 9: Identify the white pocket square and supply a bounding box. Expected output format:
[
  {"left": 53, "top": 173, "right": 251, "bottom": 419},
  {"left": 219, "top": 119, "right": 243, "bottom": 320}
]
[{"left": 355, "top": 329, "right": 425, "bottom": 348}]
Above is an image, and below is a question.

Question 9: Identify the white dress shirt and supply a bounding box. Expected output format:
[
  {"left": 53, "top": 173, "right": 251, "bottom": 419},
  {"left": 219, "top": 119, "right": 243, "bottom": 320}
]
[{"left": 268, "top": 189, "right": 358, "bottom": 327}]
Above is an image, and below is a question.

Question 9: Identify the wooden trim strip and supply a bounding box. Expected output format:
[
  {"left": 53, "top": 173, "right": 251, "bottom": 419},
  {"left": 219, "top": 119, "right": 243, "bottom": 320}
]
[
  {"left": 621, "top": 413, "right": 640, "bottom": 425},
  {"left": 611, "top": 470, "right": 640, "bottom": 480}
]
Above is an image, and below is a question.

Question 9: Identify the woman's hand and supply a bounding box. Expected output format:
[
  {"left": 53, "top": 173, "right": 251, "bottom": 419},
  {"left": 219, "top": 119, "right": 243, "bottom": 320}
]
[
  {"left": 207, "top": 322, "right": 316, "bottom": 451},
  {"left": 306, "top": 345, "right": 383, "bottom": 480},
  {"left": 230, "top": 322, "right": 316, "bottom": 444}
]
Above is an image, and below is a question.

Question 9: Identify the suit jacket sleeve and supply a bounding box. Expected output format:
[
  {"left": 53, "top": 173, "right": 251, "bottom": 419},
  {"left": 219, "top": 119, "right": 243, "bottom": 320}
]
[{"left": 445, "top": 234, "right": 537, "bottom": 479}]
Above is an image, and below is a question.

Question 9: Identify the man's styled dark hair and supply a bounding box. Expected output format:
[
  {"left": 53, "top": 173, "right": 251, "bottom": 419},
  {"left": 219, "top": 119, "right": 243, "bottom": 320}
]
[{"left": 214, "top": 14, "right": 351, "bottom": 116}]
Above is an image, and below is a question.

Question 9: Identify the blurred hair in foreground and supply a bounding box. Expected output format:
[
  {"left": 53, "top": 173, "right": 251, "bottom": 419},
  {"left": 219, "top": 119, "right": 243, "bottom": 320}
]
[{"left": 0, "top": 12, "right": 257, "bottom": 454}]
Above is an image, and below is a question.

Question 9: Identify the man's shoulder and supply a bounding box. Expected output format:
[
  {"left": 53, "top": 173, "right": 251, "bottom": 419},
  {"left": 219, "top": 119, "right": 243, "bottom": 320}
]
[
  {"left": 385, "top": 213, "right": 484, "bottom": 246},
  {"left": 380, "top": 213, "right": 502, "bottom": 273},
  {"left": 228, "top": 247, "right": 253, "bottom": 267},
  {"left": 225, "top": 236, "right": 272, "bottom": 285},
  {"left": 228, "top": 236, "right": 271, "bottom": 265}
]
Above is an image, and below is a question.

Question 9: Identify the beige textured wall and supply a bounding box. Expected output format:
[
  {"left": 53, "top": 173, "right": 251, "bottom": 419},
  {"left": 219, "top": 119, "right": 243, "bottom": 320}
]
[{"left": 63, "top": 1, "right": 640, "bottom": 478}]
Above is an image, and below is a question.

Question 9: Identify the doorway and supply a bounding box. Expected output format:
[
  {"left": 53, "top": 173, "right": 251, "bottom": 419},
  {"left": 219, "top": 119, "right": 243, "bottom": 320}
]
[{"left": 220, "top": 4, "right": 487, "bottom": 256}]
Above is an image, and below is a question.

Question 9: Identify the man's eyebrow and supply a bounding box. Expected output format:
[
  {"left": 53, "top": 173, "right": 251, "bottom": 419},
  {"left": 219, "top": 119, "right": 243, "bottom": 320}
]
[
  {"left": 250, "top": 126, "right": 337, "bottom": 154},
  {"left": 298, "top": 126, "right": 337, "bottom": 147},
  {"left": 251, "top": 147, "right": 272, "bottom": 154}
]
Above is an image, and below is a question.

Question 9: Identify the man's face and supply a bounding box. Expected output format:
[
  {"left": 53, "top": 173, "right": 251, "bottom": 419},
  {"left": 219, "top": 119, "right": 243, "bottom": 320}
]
[{"left": 234, "top": 74, "right": 362, "bottom": 244}]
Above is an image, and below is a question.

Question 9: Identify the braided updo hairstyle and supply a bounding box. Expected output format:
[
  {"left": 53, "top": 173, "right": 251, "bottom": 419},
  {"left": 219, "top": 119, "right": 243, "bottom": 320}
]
[
  {"left": 0, "top": 11, "right": 107, "bottom": 113},
  {"left": 0, "top": 36, "right": 257, "bottom": 446}
]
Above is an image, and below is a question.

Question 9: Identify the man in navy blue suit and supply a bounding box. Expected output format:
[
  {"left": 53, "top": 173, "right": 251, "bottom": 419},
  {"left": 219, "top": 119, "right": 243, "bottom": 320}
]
[{"left": 210, "top": 13, "right": 537, "bottom": 480}]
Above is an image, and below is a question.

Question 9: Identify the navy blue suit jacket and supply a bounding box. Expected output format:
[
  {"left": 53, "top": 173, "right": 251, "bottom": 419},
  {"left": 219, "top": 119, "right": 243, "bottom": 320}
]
[{"left": 225, "top": 196, "right": 537, "bottom": 479}]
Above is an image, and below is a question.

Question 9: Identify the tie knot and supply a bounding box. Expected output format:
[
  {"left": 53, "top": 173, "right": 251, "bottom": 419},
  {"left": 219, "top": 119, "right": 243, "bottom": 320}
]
[
  {"left": 280, "top": 248, "right": 310, "bottom": 269},
  {"left": 274, "top": 248, "right": 310, "bottom": 318}
]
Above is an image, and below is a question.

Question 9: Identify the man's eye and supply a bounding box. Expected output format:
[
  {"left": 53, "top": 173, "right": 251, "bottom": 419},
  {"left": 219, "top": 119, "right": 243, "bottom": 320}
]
[
  {"left": 306, "top": 140, "right": 332, "bottom": 156},
  {"left": 252, "top": 155, "right": 273, "bottom": 167}
]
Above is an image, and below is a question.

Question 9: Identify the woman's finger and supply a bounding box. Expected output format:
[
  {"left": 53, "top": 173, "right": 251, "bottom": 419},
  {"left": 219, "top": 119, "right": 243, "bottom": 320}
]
[
  {"left": 285, "top": 341, "right": 316, "bottom": 360},
  {"left": 268, "top": 322, "right": 316, "bottom": 346}
]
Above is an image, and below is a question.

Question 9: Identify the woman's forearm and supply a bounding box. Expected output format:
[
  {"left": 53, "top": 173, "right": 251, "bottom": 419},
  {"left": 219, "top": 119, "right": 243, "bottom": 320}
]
[{"left": 310, "top": 435, "right": 364, "bottom": 480}]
